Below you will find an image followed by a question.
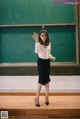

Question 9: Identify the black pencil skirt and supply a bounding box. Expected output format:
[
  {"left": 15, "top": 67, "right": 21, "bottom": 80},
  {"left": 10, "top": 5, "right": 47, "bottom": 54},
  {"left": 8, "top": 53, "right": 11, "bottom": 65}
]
[{"left": 37, "top": 58, "right": 51, "bottom": 85}]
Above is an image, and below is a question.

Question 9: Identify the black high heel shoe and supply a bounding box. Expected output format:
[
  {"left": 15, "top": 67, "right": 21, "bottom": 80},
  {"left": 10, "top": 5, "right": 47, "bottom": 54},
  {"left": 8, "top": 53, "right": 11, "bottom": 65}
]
[
  {"left": 45, "top": 102, "right": 49, "bottom": 105},
  {"left": 45, "top": 97, "right": 49, "bottom": 105},
  {"left": 35, "top": 98, "right": 40, "bottom": 107}
]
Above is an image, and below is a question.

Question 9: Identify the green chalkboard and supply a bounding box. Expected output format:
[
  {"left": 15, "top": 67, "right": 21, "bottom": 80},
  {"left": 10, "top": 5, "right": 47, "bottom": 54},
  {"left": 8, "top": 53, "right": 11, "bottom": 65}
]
[
  {"left": 0, "top": 26, "right": 76, "bottom": 63},
  {"left": 0, "top": 0, "right": 76, "bottom": 63},
  {"left": 0, "top": 0, "right": 75, "bottom": 25}
]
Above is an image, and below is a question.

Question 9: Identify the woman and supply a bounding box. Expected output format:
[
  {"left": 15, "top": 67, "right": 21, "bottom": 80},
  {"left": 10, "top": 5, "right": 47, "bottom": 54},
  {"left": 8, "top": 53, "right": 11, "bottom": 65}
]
[{"left": 32, "top": 29, "right": 56, "bottom": 107}]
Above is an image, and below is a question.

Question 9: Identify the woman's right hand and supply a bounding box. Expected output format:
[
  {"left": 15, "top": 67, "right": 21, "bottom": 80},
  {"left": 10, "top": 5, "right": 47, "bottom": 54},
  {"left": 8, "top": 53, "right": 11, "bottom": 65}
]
[{"left": 32, "top": 32, "right": 39, "bottom": 42}]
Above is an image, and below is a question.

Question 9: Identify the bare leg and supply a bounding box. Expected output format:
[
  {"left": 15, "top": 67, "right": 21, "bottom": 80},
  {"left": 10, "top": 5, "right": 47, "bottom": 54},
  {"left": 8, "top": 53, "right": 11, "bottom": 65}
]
[
  {"left": 36, "top": 83, "right": 42, "bottom": 104},
  {"left": 45, "top": 83, "right": 49, "bottom": 103}
]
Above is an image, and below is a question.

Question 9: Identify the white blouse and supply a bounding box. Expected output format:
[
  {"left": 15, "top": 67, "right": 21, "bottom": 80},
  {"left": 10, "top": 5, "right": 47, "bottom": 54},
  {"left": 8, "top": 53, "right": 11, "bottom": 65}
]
[{"left": 35, "top": 42, "right": 56, "bottom": 60}]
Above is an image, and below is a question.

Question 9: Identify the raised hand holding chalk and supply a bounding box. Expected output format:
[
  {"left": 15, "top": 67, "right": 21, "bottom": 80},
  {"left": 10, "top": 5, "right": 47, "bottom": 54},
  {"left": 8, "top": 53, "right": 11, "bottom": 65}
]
[{"left": 32, "top": 32, "right": 39, "bottom": 42}]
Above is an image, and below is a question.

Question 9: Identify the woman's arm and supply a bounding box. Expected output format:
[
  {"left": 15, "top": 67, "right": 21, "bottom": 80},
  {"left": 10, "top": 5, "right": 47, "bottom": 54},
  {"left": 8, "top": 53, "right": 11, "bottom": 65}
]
[
  {"left": 35, "top": 42, "right": 40, "bottom": 53},
  {"left": 49, "top": 42, "right": 56, "bottom": 61},
  {"left": 32, "top": 32, "right": 39, "bottom": 42},
  {"left": 32, "top": 32, "right": 40, "bottom": 53},
  {"left": 49, "top": 54, "right": 56, "bottom": 61}
]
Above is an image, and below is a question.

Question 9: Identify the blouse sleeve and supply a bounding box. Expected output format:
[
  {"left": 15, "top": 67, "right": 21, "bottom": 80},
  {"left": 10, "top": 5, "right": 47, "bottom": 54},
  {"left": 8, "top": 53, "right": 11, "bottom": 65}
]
[
  {"left": 49, "top": 42, "right": 56, "bottom": 61},
  {"left": 35, "top": 42, "right": 40, "bottom": 54}
]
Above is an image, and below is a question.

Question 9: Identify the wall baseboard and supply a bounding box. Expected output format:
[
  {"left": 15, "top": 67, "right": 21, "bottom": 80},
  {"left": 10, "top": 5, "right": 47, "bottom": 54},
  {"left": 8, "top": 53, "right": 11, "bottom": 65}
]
[
  {"left": 0, "top": 92, "right": 80, "bottom": 96},
  {"left": 0, "top": 66, "right": 80, "bottom": 75}
]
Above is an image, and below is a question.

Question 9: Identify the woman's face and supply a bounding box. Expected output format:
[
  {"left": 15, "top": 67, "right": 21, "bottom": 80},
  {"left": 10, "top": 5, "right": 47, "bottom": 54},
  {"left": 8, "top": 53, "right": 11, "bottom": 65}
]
[{"left": 40, "top": 32, "right": 47, "bottom": 42}]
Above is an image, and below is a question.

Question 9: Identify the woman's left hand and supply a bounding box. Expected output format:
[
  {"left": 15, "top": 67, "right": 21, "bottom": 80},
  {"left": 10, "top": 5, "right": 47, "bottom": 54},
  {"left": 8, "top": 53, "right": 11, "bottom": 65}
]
[{"left": 52, "top": 57, "right": 56, "bottom": 61}]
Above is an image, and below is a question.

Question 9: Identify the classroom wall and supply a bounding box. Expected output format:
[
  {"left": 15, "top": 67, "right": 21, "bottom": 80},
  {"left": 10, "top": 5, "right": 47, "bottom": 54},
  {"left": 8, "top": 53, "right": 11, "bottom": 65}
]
[
  {"left": 0, "top": 1, "right": 80, "bottom": 93},
  {"left": 0, "top": 1, "right": 80, "bottom": 75},
  {"left": 0, "top": 76, "right": 80, "bottom": 92}
]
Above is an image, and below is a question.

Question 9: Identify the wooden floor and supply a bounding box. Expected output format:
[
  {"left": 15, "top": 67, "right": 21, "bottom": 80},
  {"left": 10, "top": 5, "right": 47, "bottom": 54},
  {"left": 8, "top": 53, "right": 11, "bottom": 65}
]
[
  {"left": 0, "top": 95, "right": 80, "bottom": 118},
  {"left": 0, "top": 96, "right": 80, "bottom": 109}
]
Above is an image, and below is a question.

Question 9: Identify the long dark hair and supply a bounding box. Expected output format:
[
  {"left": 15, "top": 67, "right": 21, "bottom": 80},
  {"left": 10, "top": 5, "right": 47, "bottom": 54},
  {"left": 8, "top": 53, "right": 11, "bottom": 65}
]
[{"left": 39, "top": 29, "right": 49, "bottom": 46}]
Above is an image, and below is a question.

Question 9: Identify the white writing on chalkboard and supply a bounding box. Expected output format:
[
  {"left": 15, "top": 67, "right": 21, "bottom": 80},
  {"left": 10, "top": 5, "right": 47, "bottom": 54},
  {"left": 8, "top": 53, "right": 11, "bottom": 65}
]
[{"left": 54, "top": 0, "right": 80, "bottom": 4}]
